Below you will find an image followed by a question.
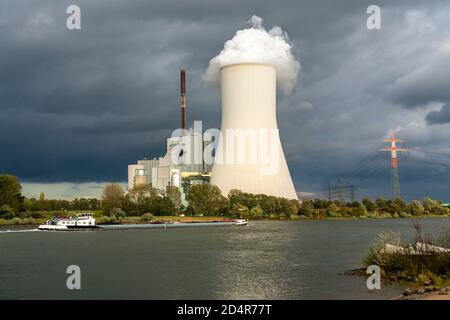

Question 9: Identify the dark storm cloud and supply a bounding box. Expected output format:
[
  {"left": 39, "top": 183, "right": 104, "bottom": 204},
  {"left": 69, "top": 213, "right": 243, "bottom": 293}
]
[
  {"left": 1, "top": 0, "right": 450, "bottom": 200},
  {"left": 426, "top": 103, "right": 450, "bottom": 125},
  {"left": 388, "top": 49, "right": 450, "bottom": 108}
]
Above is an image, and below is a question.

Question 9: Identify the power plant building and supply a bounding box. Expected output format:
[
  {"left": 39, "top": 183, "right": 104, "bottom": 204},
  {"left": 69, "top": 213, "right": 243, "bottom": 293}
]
[
  {"left": 128, "top": 64, "right": 298, "bottom": 204},
  {"left": 128, "top": 70, "right": 212, "bottom": 205}
]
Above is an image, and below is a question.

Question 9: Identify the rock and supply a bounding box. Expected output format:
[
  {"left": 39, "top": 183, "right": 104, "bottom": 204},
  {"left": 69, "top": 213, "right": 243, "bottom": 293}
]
[
  {"left": 403, "top": 288, "right": 413, "bottom": 296},
  {"left": 406, "top": 276, "right": 412, "bottom": 281},
  {"left": 417, "top": 288, "right": 426, "bottom": 295},
  {"left": 439, "top": 289, "right": 448, "bottom": 295},
  {"left": 424, "top": 281, "right": 431, "bottom": 286},
  {"left": 424, "top": 285, "right": 434, "bottom": 292}
]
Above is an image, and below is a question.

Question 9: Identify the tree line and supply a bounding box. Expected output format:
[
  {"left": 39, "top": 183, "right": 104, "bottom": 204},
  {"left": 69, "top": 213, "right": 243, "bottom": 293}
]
[
  {"left": 1, "top": 174, "right": 449, "bottom": 220},
  {"left": 298, "top": 197, "right": 449, "bottom": 218}
]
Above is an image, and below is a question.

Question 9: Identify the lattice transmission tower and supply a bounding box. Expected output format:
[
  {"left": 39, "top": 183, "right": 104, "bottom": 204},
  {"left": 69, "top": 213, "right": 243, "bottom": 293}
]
[{"left": 380, "top": 130, "right": 407, "bottom": 199}]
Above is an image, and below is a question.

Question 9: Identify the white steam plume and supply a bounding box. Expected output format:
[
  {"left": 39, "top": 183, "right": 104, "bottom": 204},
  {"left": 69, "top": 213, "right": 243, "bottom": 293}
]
[{"left": 203, "top": 15, "right": 300, "bottom": 95}]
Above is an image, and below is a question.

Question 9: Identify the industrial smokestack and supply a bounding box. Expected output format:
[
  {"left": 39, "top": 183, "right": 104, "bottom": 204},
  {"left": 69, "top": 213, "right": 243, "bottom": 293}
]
[{"left": 180, "top": 69, "right": 186, "bottom": 129}]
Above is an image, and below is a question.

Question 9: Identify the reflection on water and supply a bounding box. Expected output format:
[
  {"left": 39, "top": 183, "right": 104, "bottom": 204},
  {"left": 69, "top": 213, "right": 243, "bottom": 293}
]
[
  {"left": 211, "top": 223, "right": 306, "bottom": 299},
  {"left": 0, "top": 218, "right": 448, "bottom": 299}
]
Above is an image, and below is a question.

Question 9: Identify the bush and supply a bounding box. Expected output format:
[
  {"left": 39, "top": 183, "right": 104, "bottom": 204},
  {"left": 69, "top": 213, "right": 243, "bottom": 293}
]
[
  {"left": 96, "top": 216, "right": 117, "bottom": 224},
  {"left": 399, "top": 212, "right": 412, "bottom": 218},
  {"left": 328, "top": 210, "right": 341, "bottom": 217},
  {"left": 298, "top": 201, "right": 315, "bottom": 217},
  {"left": 367, "top": 212, "right": 379, "bottom": 219},
  {"left": 364, "top": 226, "right": 450, "bottom": 280},
  {"left": 407, "top": 200, "right": 424, "bottom": 216},
  {"left": 363, "top": 231, "right": 406, "bottom": 271},
  {"left": 414, "top": 273, "right": 431, "bottom": 284},
  {"left": 11, "top": 217, "right": 21, "bottom": 225},
  {"left": 141, "top": 213, "right": 154, "bottom": 222},
  {"left": 23, "top": 218, "right": 36, "bottom": 225},
  {"left": 327, "top": 203, "right": 340, "bottom": 217},
  {"left": 248, "top": 205, "right": 264, "bottom": 219},
  {"left": 110, "top": 207, "right": 126, "bottom": 219},
  {"left": 0, "top": 205, "right": 15, "bottom": 219},
  {"left": 30, "top": 211, "right": 49, "bottom": 219}
]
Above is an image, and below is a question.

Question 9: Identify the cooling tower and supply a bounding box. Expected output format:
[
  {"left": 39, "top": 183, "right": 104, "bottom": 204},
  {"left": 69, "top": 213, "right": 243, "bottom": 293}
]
[{"left": 210, "top": 63, "right": 298, "bottom": 200}]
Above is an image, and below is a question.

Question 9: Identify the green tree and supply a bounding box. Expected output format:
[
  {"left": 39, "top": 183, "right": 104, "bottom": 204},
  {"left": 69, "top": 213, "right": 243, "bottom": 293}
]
[
  {"left": 362, "top": 198, "right": 376, "bottom": 212},
  {"left": 231, "top": 203, "right": 249, "bottom": 218},
  {"left": 0, "top": 205, "right": 16, "bottom": 219},
  {"left": 249, "top": 205, "right": 264, "bottom": 218},
  {"left": 407, "top": 200, "right": 424, "bottom": 216},
  {"left": 165, "top": 186, "right": 181, "bottom": 209},
  {"left": 422, "top": 197, "right": 439, "bottom": 214},
  {"left": 187, "top": 184, "right": 226, "bottom": 216},
  {"left": 393, "top": 198, "right": 407, "bottom": 212},
  {"left": 313, "top": 199, "right": 326, "bottom": 209},
  {"left": 77, "top": 198, "right": 90, "bottom": 211},
  {"left": 350, "top": 202, "right": 367, "bottom": 216},
  {"left": 288, "top": 199, "right": 299, "bottom": 216},
  {"left": 0, "top": 174, "right": 23, "bottom": 211},
  {"left": 143, "top": 196, "right": 175, "bottom": 215},
  {"left": 88, "top": 198, "right": 100, "bottom": 210},
  {"left": 39, "top": 192, "right": 45, "bottom": 211},
  {"left": 127, "top": 184, "right": 157, "bottom": 215},
  {"left": 375, "top": 197, "right": 387, "bottom": 211},
  {"left": 298, "top": 199, "right": 315, "bottom": 217},
  {"left": 101, "top": 183, "right": 124, "bottom": 215},
  {"left": 327, "top": 203, "right": 340, "bottom": 217}
]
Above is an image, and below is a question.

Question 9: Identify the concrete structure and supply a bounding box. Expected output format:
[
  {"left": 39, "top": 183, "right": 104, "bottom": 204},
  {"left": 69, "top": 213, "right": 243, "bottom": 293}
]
[
  {"left": 210, "top": 63, "right": 298, "bottom": 200},
  {"left": 128, "top": 128, "right": 212, "bottom": 206},
  {"left": 127, "top": 164, "right": 144, "bottom": 191}
]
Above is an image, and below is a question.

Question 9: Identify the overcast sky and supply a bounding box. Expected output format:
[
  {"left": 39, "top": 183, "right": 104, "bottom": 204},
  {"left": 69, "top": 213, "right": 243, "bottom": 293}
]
[{"left": 1, "top": 0, "right": 450, "bottom": 201}]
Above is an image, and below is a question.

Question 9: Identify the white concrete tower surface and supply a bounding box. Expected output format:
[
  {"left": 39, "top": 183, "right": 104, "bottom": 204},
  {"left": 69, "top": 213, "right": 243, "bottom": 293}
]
[{"left": 210, "top": 63, "right": 298, "bottom": 200}]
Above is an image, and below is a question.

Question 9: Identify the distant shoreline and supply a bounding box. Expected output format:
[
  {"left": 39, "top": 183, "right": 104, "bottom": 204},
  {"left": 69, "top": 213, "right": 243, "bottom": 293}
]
[{"left": 0, "top": 213, "right": 449, "bottom": 227}]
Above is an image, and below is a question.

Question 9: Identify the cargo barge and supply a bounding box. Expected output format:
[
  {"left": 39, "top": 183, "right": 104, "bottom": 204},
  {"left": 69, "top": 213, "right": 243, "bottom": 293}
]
[{"left": 38, "top": 213, "right": 247, "bottom": 231}]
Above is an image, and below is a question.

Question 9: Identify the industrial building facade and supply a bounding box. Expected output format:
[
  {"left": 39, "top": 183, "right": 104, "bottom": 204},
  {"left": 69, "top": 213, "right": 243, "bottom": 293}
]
[
  {"left": 128, "top": 70, "right": 213, "bottom": 206},
  {"left": 128, "top": 129, "right": 213, "bottom": 206}
]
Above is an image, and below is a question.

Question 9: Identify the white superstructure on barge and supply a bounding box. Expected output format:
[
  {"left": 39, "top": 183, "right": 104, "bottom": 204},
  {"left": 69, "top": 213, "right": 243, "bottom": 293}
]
[{"left": 38, "top": 213, "right": 97, "bottom": 231}]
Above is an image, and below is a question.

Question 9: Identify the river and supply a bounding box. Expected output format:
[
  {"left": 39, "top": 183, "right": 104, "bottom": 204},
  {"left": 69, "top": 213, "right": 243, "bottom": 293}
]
[{"left": 0, "top": 218, "right": 448, "bottom": 299}]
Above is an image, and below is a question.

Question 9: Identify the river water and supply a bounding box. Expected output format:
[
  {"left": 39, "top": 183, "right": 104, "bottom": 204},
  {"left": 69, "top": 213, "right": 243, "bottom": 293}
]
[{"left": 0, "top": 218, "right": 448, "bottom": 299}]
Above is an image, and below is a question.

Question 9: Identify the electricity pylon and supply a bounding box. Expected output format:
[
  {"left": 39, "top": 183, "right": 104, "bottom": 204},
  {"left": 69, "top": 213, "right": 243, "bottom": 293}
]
[{"left": 381, "top": 130, "right": 407, "bottom": 199}]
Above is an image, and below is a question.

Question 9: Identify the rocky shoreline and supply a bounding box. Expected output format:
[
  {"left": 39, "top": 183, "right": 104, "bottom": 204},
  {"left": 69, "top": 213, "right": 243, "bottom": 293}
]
[
  {"left": 344, "top": 268, "right": 450, "bottom": 300},
  {"left": 395, "top": 285, "right": 450, "bottom": 300}
]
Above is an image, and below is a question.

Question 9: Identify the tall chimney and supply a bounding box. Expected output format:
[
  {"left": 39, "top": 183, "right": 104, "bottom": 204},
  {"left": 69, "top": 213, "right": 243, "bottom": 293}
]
[{"left": 180, "top": 69, "right": 186, "bottom": 129}]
